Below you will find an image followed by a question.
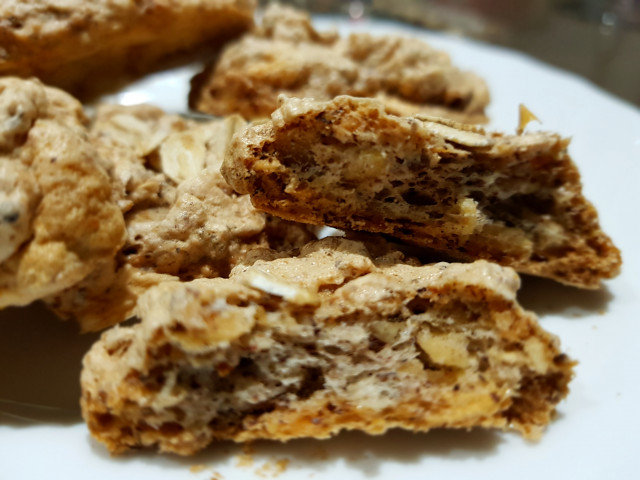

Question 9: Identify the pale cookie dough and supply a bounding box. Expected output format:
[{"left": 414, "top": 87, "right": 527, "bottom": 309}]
[
  {"left": 0, "top": 0, "right": 256, "bottom": 95},
  {"left": 190, "top": 4, "right": 489, "bottom": 123},
  {"left": 0, "top": 77, "right": 125, "bottom": 309},
  {"left": 81, "top": 237, "right": 574, "bottom": 455},
  {"left": 223, "top": 95, "right": 621, "bottom": 289}
]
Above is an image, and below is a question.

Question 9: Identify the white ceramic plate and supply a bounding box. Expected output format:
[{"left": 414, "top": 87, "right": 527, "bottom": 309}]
[{"left": 2, "top": 15, "right": 640, "bottom": 480}]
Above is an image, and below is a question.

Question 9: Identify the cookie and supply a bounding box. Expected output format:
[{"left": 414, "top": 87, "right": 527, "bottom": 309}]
[
  {"left": 46, "top": 104, "right": 313, "bottom": 331},
  {"left": 0, "top": 0, "right": 256, "bottom": 95},
  {"left": 81, "top": 237, "right": 573, "bottom": 455},
  {"left": 0, "top": 77, "right": 125, "bottom": 309},
  {"left": 223, "top": 95, "right": 621, "bottom": 289},
  {"left": 191, "top": 4, "right": 489, "bottom": 123}
]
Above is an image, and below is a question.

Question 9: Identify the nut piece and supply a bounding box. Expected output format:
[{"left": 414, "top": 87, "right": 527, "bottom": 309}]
[
  {"left": 159, "top": 130, "right": 207, "bottom": 183},
  {"left": 241, "top": 270, "right": 319, "bottom": 305},
  {"left": 457, "top": 197, "right": 480, "bottom": 237},
  {"left": 417, "top": 330, "right": 470, "bottom": 369},
  {"left": 370, "top": 320, "right": 404, "bottom": 344},
  {"left": 418, "top": 120, "right": 491, "bottom": 148},
  {"left": 342, "top": 150, "right": 388, "bottom": 181},
  {"left": 523, "top": 337, "right": 550, "bottom": 374},
  {"left": 517, "top": 104, "right": 540, "bottom": 135},
  {"left": 203, "top": 115, "right": 246, "bottom": 172},
  {"left": 108, "top": 113, "right": 169, "bottom": 156}
]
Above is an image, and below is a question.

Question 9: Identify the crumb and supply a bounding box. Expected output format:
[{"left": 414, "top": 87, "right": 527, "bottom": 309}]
[
  {"left": 254, "top": 458, "right": 290, "bottom": 478},
  {"left": 210, "top": 472, "right": 224, "bottom": 480},
  {"left": 254, "top": 463, "right": 270, "bottom": 478},
  {"left": 235, "top": 444, "right": 256, "bottom": 468},
  {"left": 275, "top": 459, "right": 290, "bottom": 475},
  {"left": 235, "top": 453, "right": 254, "bottom": 468},
  {"left": 190, "top": 464, "right": 207, "bottom": 473}
]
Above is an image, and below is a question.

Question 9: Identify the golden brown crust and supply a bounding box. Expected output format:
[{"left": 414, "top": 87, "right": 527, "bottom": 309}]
[
  {"left": 0, "top": 0, "right": 256, "bottom": 95},
  {"left": 0, "top": 77, "right": 125, "bottom": 309},
  {"left": 81, "top": 237, "right": 573, "bottom": 455},
  {"left": 223, "top": 95, "right": 621, "bottom": 289},
  {"left": 190, "top": 4, "right": 489, "bottom": 123}
]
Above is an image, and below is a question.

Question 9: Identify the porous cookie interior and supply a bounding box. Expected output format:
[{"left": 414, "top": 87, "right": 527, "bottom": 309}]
[
  {"left": 82, "top": 239, "right": 573, "bottom": 455},
  {"left": 225, "top": 96, "right": 620, "bottom": 288}
]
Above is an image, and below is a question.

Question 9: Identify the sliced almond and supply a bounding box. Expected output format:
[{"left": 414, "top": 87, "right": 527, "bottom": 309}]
[
  {"left": 517, "top": 104, "right": 540, "bottom": 134},
  {"left": 204, "top": 115, "right": 246, "bottom": 172},
  {"left": 419, "top": 120, "right": 491, "bottom": 148},
  {"left": 159, "top": 130, "right": 207, "bottom": 184},
  {"left": 417, "top": 330, "right": 470, "bottom": 369},
  {"left": 241, "top": 270, "right": 319, "bottom": 305},
  {"left": 413, "top": 113, "right": 486, "bottom": 134}
]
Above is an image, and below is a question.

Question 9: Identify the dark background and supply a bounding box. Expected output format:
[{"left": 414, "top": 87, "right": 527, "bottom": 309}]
[{"left": 264, "top": 0, "right": 640, "bottom": 107}]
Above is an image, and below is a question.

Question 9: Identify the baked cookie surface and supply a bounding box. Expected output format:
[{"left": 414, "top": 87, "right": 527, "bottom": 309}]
[
  {"left": 0, "top": 0, "right": 256, "bottom": 95},
  {"left": 0, "top": 77, "right": 125, "bottom": 309},
  {"left": 190, "top": 4, "right": 489, "bottom": 123},
  {"left": 81, "top": 237, "right": 573, "bottom": 455},
  {"left": 223, "top": 95, "right": 621, "bottom": 289},
  {"left": 46, "top": 104, "right": 313, "bottom": 331}
]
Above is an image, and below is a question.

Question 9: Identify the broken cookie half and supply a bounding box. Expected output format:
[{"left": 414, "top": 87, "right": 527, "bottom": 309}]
[
  {"left": 82, "top": 237, "right": 573, "bottom": 455},
  {"left": 223, "top": 95, "right": 621, "bottom": 289}
]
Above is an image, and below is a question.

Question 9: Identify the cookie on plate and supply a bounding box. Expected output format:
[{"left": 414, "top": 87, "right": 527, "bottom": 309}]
[
  {"left": 190, "top": 4, "right": 489, "bottom": 123},
  {"left": 223, "top": 95, "right": 621, "bottom": 289},
  {"left": 0, "top": 77, "right": 125, "bottom": 309},
  {"left": 46, "top": 104, "right": 314, "bottom": 331},
  {"left": 81, "top": 237, "right": 573, "bottom": 455},
  {"left": 0, "top": 0, "right": 256, "bottom": 95}
]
